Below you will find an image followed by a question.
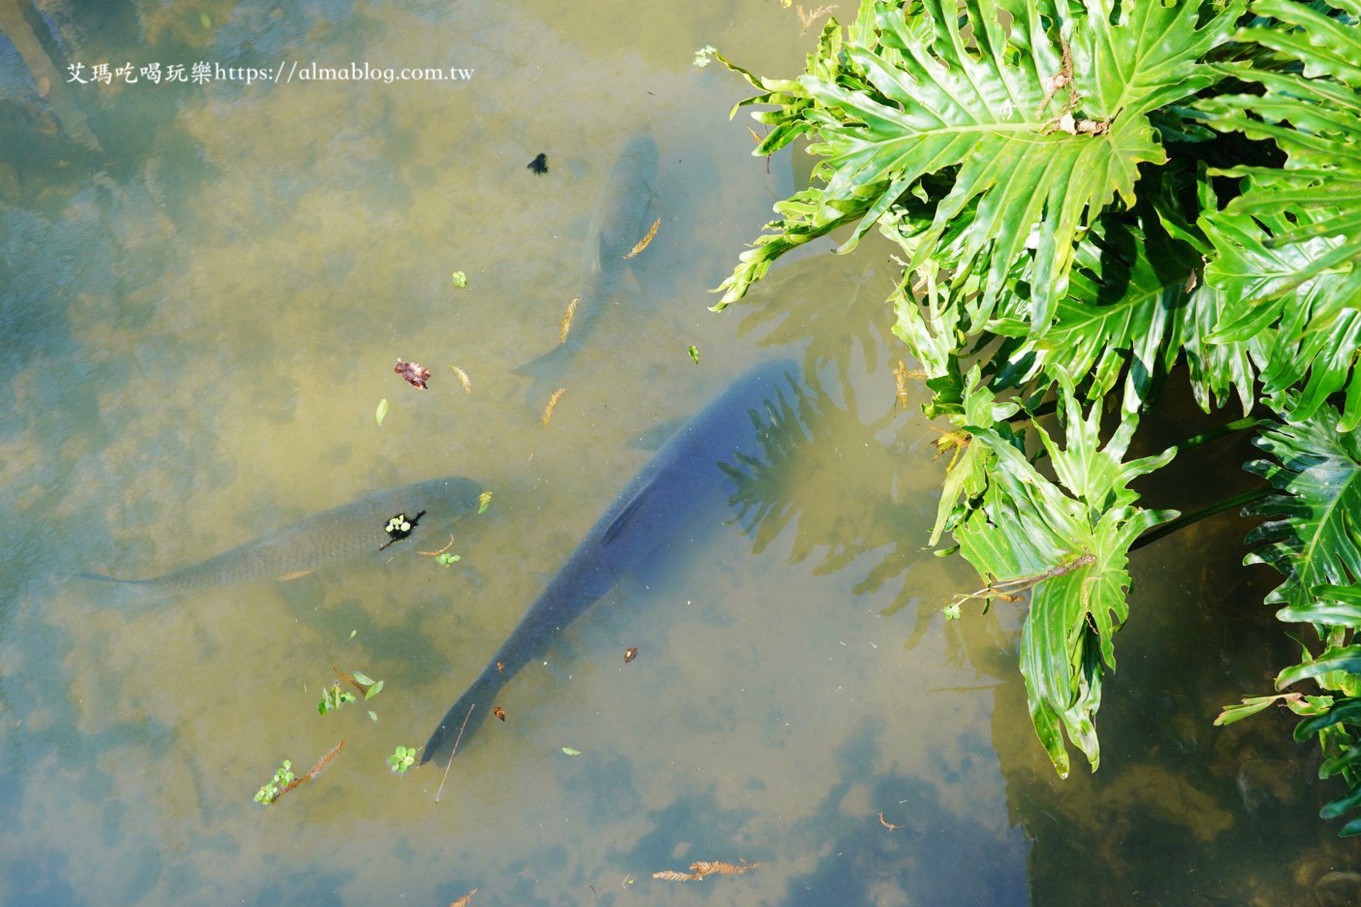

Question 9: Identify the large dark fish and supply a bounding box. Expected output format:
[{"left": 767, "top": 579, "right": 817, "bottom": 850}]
[
  {"left": 511, "top": 133, "right": 659, "bottom": 401},
  {"left": 76, "top": 476, "right": 483, "bottom": 601},
  {"left": 422, "top": 359, "right": 799, "bottom": 765}
]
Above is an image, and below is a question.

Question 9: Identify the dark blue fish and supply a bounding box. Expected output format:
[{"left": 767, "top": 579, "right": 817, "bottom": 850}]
[{"left": 422, "top": 359, "right": 799, "bottom": 764}]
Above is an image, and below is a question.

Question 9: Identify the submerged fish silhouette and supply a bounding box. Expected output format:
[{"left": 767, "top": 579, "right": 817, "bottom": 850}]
[
  {"left": 76, "top": 476, "right": 483, "bottom": 601},
  {"left": 511, "top": 133, "right": 659, "bottom": 401},
  {"left": 422, "top": 359, "right": 799, "bottom": 765}
]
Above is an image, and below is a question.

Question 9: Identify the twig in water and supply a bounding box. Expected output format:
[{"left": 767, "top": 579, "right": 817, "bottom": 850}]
[
  {"left": 418, "top": 535, "right": 457, "bottom": 557},
  {"left": 435, "top": 703, "right": 476, "bottom": 803}
]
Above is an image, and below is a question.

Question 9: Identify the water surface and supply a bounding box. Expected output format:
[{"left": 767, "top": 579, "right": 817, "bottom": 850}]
[{"left": 0, "top": 1, "right": 1348, "bottom": 905}]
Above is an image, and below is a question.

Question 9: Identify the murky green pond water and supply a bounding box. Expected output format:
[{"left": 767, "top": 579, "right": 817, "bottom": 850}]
[{"left": 0, "top": 1, "right": 1354, "bottom": 905}]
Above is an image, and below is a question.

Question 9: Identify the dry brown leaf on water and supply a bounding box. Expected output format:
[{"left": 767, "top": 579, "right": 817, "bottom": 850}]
[
  {"left": 624, "top": 646, "right": 639, "bottom": 664},
  {"left": 450, "top": 888, "right": 478, "bottom": 907},
  {"left": 690, "top": 860, "right": 760, "bottom": 878},
  {"left": 797, "top": 4, "right": 837, "bottom": 33},
  {"left": 879, "top": 812, "right": 903, "bottom": 831},
  {"left": 276, "top": 740, "right": 345, "bottom": 800},
  {"left": 492, "top": 705, "right": 506, "bottom": 721},
  {"left": 559, "top": 296, "right": 579, "bottom": 344},
  {"left": 496, "top": 662, "right": 505, "bottom": 675},
  {"left": 305, "top": 740, "right": 345, "bottom": 782},
  {"left": 542, "top": 387, "right": 566, "bottom": 425},
  {"left": 893, "top": 360, "right": 911, "bottom": 408},
  {"left": 652, "top": 870, "right": 703, "bottom": 882},
  {"left": 625, "top": 218, "right": 661, "bottom": 260},
  {"left": 394, "top": 358, "right": 431, "bottom": 389},
  {"left": 332, "top": 666, "right": 363, "bottom": 696},
  {"left": 449, "top": 364, "right": 472, "bottom": 395}
]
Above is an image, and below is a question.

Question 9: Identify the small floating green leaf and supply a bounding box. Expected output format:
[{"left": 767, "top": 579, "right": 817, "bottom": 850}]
[
  {"left": 253, "top": 759, "right": 293, "bottom": 805},
  {"left": 318, "top": 684, "right": 356, "bottom": 715},
  {"left": 478, "top": 491, "right": 493, "bottom": 514},
  {"left": 561, "top": 746, "right": 582, "bottom": 756},
  {"left": 368, "top": 710, "right": 378, "bottom": 722},
  {"left": 687, "top": 345, "right": 700, "bottom": 364},
  {"left": 389, "top": 745, "right": 417, "bottom": 774},
  {"left": 451, "top": 271, "right": 468, "bottom": 288},
  {"left": 349, "top": 629, "right": 357, "bottom": 639},
  {"left": 376, "top": 398, "right": 389, "bottom": 425}
]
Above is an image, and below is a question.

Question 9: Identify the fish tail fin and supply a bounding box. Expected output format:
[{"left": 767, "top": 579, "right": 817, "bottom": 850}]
[
  {"left": 420, "top": 669, "right": 502, "bottom": 766},
  {"left": 509, "top": 343, "right": 568, "bottom": 378},
  {"left": 70, "top": 570, "right": 167, "bottom": 608},
  {"left": 510, "top": 344, "right": 573, "bottom": 407}
]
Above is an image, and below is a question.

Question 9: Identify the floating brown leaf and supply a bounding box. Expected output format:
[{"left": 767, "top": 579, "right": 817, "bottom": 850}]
[
  {"left": 496, "top": 662, "right": 505, "bottom": 675},
  {"left": 689, "top": 860, "right": 760, "bottom": 878},
  {"left": 394, "top": 358, "right": 431, "bottom": 390},
  {"left": 559, "top": 296, "right": 580, "bottom": 344},
  {"left": 879, "top": 812, "right": 903, "bottom": 831},
  {"left": 893, "top": 360, "right": 911, "bottom": 408},
  {"left": 797, "top": 4, "right": 837, "bottom": 34},
  {"left": 625, "top": 218, "right": 661, "bottom": 260},
  {"left": 653, "top": 859, "right": 759, "bottom": 882},
  {"left": 492, "top": 705, "right": 506, "bottom": 722},
  {"left": 542, "top": 387, "right": 565, "bottom": 425},
  {"left": 624, "top": 646, "right": 639, "bottom": 664},
  {"left": 450, "top": 887, "right": 478, "bottom": 907},
  {"left": 333, "top": 666, "right": 363, "bottom": 696},
  {"left": 275, "top": 740, "right": 345, "bottom": 801}
]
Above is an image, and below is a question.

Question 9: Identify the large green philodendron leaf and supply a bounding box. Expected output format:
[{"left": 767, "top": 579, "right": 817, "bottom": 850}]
[
  {"left": 714, "top": 0, "right": 1243, "bottom": 332},
  {"left": 992, "top": 221, "right": 1202, "bottom": 415},
  {"left": 950, "top": 377, "right": 1176, "bottom": 776},
  {"left": 1191, "top": 0, "right": 1361, "bottom": 428},
  {"left": 1244, "top": 403, "right": 1361, "bottom": 609},
  {"left": 1199, "top": 206, "right": 1361, "bottom": 431}
]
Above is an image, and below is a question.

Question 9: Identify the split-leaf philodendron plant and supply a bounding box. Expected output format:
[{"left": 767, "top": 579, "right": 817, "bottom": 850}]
[{"left": 713, "top": 0, "right": 1361, "bottom": 834}]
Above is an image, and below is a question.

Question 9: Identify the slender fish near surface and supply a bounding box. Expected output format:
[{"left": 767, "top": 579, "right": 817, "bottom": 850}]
[
  {"left": 511, "top": 133, "right": 659, "bottom": 401},
  {"left": 75, "top": 476, "right": 484, "bottom": 602},
  {"left": 422, "top": 359, "right": 800, "bottom": 765}
]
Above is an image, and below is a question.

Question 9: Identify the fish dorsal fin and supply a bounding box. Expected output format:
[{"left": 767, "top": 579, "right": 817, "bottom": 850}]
[{"left": 600, "top": 477, "right": 660, "bottom": 546}]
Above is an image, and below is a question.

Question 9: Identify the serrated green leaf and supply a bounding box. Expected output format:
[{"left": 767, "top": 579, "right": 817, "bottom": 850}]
[
  {"left": 1215, "top": 694, "right": 1299, "bottom": 726},
  {"left": 1279, "top": 648, "right": 1361, "bottom": 691},
  {"left": 1293, "top": 697, "right": 1361, "bottom": 741},
  {"left": 1243, "top": 407, "right": 1361, "bottom": 609},
  {"left": 951, "top": 374, "right": 1175, "bottom": 776},
  {"left": 715, "top": 0, "right": 1244, "bottom": 329}
]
